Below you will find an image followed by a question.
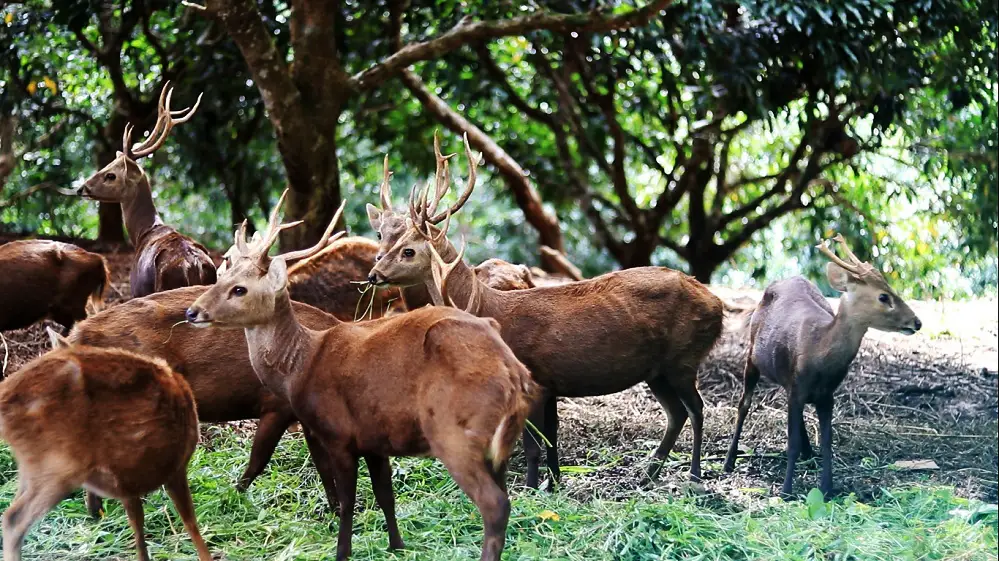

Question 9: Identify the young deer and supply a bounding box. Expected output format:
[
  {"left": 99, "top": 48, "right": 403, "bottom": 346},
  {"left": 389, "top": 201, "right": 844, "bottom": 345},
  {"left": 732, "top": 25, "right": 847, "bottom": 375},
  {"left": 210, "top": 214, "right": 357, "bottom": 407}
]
[
  {"left": 723, "top": 235, "right": 922, "bottom": 496},
  {"left": 186, "top": 192, "right": 536, "bottom": 561},
  {"left": 69, "top": 285, "right": 343, "bottom": 518},
  {"left": 0, "top": 328, "right": 212, "bottom": 561},
  {"left": 0, "top": 240, "right": 109, "bottom": 334},
  {"left": 77, "top": 83, "right": 215, "bottom": 297},
  {"left": 367, "top": 134, "right": 724, "bottom": 489}
]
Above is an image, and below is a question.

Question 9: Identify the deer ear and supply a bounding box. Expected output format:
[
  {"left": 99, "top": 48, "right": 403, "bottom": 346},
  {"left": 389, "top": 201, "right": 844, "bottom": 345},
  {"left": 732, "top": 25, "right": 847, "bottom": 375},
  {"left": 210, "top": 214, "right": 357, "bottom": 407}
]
[
  {"left": 46, "top": 326, "right": 71, "bottom": 350},
  {"left": 115, "top": 151, "right": 124, "bottom": 158},
  {"left": 366, "top": 203, "right": 382, "bottom": 231},
  {"left": 519, "top": 265, "right": 536, "bottom": 288},
  {"left": 267, "top": 257, "right": 289, "bottom": 291},
  {"left": 825, "top": 262, "right": 853, "bottom": 292}
]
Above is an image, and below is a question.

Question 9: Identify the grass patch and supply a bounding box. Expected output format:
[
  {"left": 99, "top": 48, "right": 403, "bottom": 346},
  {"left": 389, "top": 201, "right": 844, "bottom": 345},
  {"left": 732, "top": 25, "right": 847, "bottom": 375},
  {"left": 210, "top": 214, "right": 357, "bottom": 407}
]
[{"left": 1, "top": 427, "right": 996, "bottom": 560}]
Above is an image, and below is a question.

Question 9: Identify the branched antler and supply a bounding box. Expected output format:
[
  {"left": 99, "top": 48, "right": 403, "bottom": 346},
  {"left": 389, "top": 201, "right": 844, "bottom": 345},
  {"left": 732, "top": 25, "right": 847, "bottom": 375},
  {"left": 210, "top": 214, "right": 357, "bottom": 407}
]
[
  {"left": 408, "top": 132, "right": 482, "bottom": 239},
  {"left": 816, "top": 233, "right": 869, "bottom": 276},
  {"left": 122, "top": 81, "right": 203, "bottom": 160}
]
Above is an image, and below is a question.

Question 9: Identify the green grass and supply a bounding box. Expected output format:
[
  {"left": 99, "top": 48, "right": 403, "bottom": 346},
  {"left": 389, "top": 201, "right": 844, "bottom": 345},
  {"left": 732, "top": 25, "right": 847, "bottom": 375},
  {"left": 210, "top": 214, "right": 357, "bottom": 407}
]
[{"left": 1, "top": 427, "right": 996, "bottom": 560}]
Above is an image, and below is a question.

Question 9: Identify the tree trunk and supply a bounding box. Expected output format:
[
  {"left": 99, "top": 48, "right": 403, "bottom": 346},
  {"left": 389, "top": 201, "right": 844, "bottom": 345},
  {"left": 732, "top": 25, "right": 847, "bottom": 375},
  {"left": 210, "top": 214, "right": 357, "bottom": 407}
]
[
  {"left": 688, "top": 258, "right": 719, "bottom": 284},
  {"left": 277, "top": 117, "right": 343, "bottom": 251}
]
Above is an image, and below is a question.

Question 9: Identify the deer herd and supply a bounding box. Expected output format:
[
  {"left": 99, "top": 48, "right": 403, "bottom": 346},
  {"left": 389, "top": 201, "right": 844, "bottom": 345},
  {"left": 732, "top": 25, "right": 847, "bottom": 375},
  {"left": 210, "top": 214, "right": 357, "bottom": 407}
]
[{"left": 0, "top": 85, "right": 923, "bottom": 561}]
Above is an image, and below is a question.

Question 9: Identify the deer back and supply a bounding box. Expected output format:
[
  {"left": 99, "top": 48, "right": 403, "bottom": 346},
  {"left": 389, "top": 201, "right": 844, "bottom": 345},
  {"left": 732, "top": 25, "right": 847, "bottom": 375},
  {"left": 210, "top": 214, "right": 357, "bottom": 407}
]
[
  {"left": 288, "top": 236, "right": 404, "bottom": 319},
  {"left": 69, "top": 286, "right": 334, "bottom": 421},
  {"left": 0, "top": 240, "right": 109, "bottom": 331},
  {"left": 0, "top": 344, "right": 198, "bottom": 492},
  {"left": 131, "top": 226, "right": 217, "bottom": 298}
]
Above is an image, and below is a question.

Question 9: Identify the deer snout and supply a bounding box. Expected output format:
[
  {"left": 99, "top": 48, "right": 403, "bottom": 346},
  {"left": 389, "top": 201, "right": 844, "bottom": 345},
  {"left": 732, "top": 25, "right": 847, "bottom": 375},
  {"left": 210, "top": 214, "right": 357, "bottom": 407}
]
[
  {"left": 913, "top": 317, "right": 922, "bottom": 331},
  {"left": 185, "top": 306, "right": 211, "bottom": 326},
  {"left": 367, "top": 272, "right": 380, "bottom": 284}
]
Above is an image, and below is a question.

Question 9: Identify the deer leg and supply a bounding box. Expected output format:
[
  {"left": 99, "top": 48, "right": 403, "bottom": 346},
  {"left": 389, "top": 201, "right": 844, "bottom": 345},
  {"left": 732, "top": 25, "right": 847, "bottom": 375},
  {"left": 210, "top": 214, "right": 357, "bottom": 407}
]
[
  {"left": 328, "top": 450, "right": 360, "bottom": 561},
  {"left": 84, "top": 490, "right": 105, "bottom": 519},
  {"left": 163, "top": 470, "right": 213, "bottom": 561},
  {"left": 669, "top": 371, "right": 705, "bottom": 480},
  {"left": 122, "top": 497, "right": 150, "bottom": 561},
  {"left": 439, "top": 450, "right": 511, "bottom": 561},
  {"left": 724, "top": 359, "right": 761, "bottom": 472},
  {"left": 781, "top": 396, "right": 805, "bottom": 497},
  {"left": 522, "top": 399, "right": 546, "bottom": 489},
  {"left": 2, "top": 476, "right": 72, "bottom": 561},
  {"left": 542, "top": 397, "right": 561, "bottom": 490},
  {"left": 797, "top": 412, "right": 815, "bottom": 461},
  {"left": 303, "top": 426, "right": 340, "bottom": 512},
  {"left": 237, "top": 409, "right": 295, "bottom": 491},
  {"left": 645, "top": 374, "right": 689, "bottom": 481},
  {"left": 815, "top": 398, "right": 835, "bottom": 497},
  {"left": 364, "top": 454, "right": 404, "bottom": 551}
]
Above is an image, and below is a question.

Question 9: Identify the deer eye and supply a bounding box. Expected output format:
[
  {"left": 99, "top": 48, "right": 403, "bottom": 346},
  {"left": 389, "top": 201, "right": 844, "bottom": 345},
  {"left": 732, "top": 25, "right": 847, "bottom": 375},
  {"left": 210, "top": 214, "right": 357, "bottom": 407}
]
[
  {"left": 402, "top": 248, "right": 416, "bottom": 258},
  {"left": 878, "top": 293, "right": 890, "bottom": 304},
  {"left": 104, "top": 172, "right": 116, "bottom": 181},
  {"left": 231, "top": 286, "right": 248, "bottom": 297}
]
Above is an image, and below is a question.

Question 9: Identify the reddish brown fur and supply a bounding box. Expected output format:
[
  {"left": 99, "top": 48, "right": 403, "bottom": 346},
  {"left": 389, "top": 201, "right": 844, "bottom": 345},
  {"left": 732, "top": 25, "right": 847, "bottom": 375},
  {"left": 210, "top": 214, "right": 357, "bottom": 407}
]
[
  {"left": 367, "top": 140, "right": 723, "bottom": 488},
  {"left": 288, "top": 236, "right": 404, "bottom": 319},
  {"left": 0, "top": 338, "right": 211, "bottom": 561},
  {"left": 0, "top": 240, "right": 109, "bottom": 333},
  {"left": 474, "top": 258, "right": 535, "bottom": 291},
  {"left": 69, "top": 286, "right": 341, "bottom": 516},
  {"left": 131, "top": 225, "right": 217, "bottom": 297},
  {"left": 187, "top": 204, "right": 537, "bottom": 561}
]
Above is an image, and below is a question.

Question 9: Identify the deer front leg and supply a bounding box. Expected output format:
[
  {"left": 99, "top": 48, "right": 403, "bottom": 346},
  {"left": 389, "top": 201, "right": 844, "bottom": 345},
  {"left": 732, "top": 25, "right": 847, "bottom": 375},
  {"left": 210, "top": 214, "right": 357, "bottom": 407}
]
[
  {"left": 522, "top": 402, "right": 546, "bottom": 489},
  {"left": 781, "top": 395, "right": 805, "bottom": 497},
  {"left": 815, "top": 397, "right": 835, "bottom": 497},
  {"left": 542, "top": 397, "right": 560, "bottom": 490},
  {"left": 328, "top": 448, "right": 359, "bottom": 561}
]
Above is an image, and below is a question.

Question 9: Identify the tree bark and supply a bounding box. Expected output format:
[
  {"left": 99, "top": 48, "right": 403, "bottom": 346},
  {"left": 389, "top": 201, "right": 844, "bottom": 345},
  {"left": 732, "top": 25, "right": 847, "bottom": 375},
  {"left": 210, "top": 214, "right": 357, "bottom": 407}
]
[
  {"left": 94, "top": 140, "right": 126, "bottom": 244},
  {"left": 688, "top": 257, "right": 720, "bottom": 284}
]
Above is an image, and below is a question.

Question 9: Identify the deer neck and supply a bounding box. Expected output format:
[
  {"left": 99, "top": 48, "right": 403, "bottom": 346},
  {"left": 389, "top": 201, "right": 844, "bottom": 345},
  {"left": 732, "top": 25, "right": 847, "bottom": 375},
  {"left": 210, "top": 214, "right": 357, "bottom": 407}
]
[
  {"left": 423, "top": 239, "right": 500, "bottom": 316},
  {"left": 120, "top": 171, "right": 163, "bottom": 246},
  {"left": 242, "top": 293, "right": 316, "bottom": 399},
  {"left": 815, "top": 294, "right": 869, "bottom": 370}
]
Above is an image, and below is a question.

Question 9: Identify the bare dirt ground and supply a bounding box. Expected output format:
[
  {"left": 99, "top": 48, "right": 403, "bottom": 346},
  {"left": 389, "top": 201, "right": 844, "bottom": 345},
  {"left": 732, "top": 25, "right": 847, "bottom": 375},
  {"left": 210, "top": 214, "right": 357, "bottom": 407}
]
[{"left": 3, "top": 238, "right": 996, "bottom": 504}]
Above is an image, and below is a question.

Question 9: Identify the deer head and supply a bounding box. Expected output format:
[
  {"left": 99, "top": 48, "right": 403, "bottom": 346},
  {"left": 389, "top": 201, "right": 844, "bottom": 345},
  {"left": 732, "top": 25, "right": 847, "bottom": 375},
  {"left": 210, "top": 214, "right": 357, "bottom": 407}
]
[
  {"left": 185, "top": 190, "right": 345, "bottom": 328},
  {"left": 367, "top": 132, "right": 481, "bottom": 288},
  {"left": 78, "top": 82, "right": 202, "bottom": 202},
  {"left": 817, "top": 234, "right": 922, "bottom": 335}
]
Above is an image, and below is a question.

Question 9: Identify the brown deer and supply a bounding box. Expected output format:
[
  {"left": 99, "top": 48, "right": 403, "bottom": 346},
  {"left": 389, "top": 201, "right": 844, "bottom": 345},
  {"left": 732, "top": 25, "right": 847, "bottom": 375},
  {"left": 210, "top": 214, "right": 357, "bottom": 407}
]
[
  {"left": 69, "top": 285, "right": 342, "bottom": 518},
  {"left": 0, "top": 328, "right": 212, "bottom": 561},
  {"left": 77, "top": 83, "right": 215, "bottom": 298},
  {"left": 367, "top": 134, "right": 725, "bottom": 489},
  {"left": 723, "top": 234, "right": 921, "bottom": 497},
  {"left": 186, "top": 192, "right": 536, "bottom": 561},
  {"left": 0, "top": 240, "right": 109, "bottom": 334},
  {"left": 474, "top": 258, "right": 536, "bottom": 291}
]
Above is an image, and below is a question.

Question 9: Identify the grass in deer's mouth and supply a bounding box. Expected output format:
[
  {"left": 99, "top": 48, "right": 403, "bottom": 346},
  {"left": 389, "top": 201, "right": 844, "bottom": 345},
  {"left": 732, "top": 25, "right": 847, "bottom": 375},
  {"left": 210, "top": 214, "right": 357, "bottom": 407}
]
[{"left": 1, "top": 426, "right": 995, "bottom": 561}]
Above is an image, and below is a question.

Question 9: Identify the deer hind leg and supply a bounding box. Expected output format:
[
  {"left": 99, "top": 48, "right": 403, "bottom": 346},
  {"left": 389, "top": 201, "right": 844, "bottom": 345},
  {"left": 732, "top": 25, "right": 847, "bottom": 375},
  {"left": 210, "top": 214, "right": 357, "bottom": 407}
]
[
  {"left": 84, "top": 490, "right": 105, "bottom": 519},
  {"left": 542, "top": 397, "right": 561, "bottom": 490},
  {"left": 437, "top": 445, "right": 511, "bottom": 561},
  {"left": 724, "top": 359, "right": 762, "bottom": 472},
  {"left": 668, "top": 368, "right": 705, "bottom": 480},
  {"left": 522, "top": 400, "right": 546, "bottom": 490},
  {"left": 364, "top": 454, "right": 405, "bottom": 550},
  {"left": 122, "top": 497, "right": 150, "bottom": 561},
  {"left": 644, "top": 374, "right": 689, "bottom": 481},
  {"left": 2, "top": 474, "right": 73, "bottom": 561},
  {"left": 781, "top": 394, "right": 806, "bottom": 497},
  {"left": 163, "top": 470, "right": 213, "bottom": 561},
  {"left": 797, "top": 411, "right": 815, "bottom": 461},
  {"left": 237, "top": 409, "right": 295, "bottom": 491}
]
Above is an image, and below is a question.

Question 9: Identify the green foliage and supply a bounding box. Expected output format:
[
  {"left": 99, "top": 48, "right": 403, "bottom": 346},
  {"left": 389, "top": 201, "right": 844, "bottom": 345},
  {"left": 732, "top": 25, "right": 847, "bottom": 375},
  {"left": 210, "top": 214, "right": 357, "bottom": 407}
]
[{"left": 1, "top": 429, "right": 996, "bottom": 560}]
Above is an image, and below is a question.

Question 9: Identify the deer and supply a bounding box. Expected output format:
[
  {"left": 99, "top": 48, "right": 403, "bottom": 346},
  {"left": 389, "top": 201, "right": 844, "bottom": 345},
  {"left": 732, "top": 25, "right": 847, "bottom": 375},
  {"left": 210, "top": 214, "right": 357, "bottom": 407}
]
[
  {"left": 722, "top": 234, "right": 922, "bottom": 497},
  {"left": 0, "top": 327, "right": 212, "bottom": 561},
  {"left": 474, "top": 258, "right": 536, "bottom": 291},
  {"left": 185, "top": 191, "right": 537, "bottom": 561},
  {"left": 77, "top": 82, "right": 216, "bottom": 298},
  {"left": 68, "top": 284, "right": 343, "bottom": 519},
  {"left": 0, "top": 240, "right": 109, "bottom": 335},
  {"left": 366, "top": 133, "right": 725, "bottom": 490}
]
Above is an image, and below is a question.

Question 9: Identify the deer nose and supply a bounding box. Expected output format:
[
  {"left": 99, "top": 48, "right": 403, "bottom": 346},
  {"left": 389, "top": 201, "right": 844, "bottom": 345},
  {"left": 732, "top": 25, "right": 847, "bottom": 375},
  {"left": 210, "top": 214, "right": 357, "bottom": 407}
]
[
  {"left": 367, "top": 273, "right": 379, "bottom": 284},
  {"left": 913, "top": 317, "right": 922, "bottom": 331},
  {"left": 185, "top": 307, "right": 201, "bottom": 322},
  {"left": 374, "top": 253, "right": 383, "bottom": 262}
]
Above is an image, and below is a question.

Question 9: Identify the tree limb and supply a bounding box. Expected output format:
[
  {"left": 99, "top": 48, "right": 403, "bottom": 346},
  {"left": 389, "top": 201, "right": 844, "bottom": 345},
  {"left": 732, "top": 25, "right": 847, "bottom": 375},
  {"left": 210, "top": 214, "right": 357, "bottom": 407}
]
[{"left": 352, "top": 0, "right": 674, "bottom": 91}]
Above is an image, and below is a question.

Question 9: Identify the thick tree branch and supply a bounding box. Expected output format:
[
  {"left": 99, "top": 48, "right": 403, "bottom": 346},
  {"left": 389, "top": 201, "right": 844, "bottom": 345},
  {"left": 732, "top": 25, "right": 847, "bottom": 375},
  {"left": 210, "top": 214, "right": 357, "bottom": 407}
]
[
  {"left": 474, "top": 43, "right": 555, "bottom": 126},
  {"left": 352, "top": 0, "right": 673, "bottom": 91}
]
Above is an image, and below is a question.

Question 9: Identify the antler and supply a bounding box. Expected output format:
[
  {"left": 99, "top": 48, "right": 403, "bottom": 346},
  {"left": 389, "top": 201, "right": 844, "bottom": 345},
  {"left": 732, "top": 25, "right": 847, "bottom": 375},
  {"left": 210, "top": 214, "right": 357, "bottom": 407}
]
[
  {"left": 379, "top": 154, "right": 394, "bottom": 211},
  {"left": 122, "top": 81, "right": 203, "bottom": 159},
  {"left": 427, "top": 238, "right": 480, "bottom": 314},
  {"left": 832, "top": 233, "right": 864, "bottom": 265},
  {"left": 816, "top": 234, "right": 863, "bottom": 276},
  {"left": 408, "top": 132, "right": 481, "bottom": 237}
]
